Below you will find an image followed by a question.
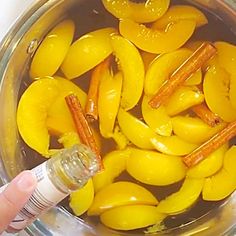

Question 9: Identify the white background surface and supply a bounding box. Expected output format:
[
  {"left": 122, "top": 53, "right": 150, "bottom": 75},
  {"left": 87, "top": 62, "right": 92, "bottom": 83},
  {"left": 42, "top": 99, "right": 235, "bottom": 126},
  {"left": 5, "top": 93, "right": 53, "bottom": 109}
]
[{"left": 0, "top": 0, "right": 35, "bottom": 43}]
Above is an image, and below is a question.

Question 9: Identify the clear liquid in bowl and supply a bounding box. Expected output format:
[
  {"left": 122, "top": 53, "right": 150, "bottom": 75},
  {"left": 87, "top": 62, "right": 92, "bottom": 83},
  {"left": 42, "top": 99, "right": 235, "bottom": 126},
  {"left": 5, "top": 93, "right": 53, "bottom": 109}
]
[{"left": 17, "top": 0, "right": 236, "bottom": 234}]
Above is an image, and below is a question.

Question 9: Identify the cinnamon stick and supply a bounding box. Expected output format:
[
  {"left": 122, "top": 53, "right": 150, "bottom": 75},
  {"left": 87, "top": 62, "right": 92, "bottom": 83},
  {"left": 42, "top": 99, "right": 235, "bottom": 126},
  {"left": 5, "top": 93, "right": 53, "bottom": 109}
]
[
  {"left": 65, "top": 94, "right": 103, "bottom": 169},
  {"left": 85, "top": 57, "right": 111, "bottom": 121},
  {"left": 149, "top": 42, "right": 217, "bottom": 109},
  {"left": 183, "top": 121, "right": 236, "bottom": 167},
  {"left": 192, "top": 103, "right": 222, "bottom": 127}
]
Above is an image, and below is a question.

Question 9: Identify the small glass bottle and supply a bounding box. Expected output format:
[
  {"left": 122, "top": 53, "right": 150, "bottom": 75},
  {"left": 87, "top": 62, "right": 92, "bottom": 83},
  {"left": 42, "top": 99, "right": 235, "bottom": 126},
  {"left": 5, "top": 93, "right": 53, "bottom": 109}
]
[{"left": 3, "top": 144, "right": 100, "bottom": 233}]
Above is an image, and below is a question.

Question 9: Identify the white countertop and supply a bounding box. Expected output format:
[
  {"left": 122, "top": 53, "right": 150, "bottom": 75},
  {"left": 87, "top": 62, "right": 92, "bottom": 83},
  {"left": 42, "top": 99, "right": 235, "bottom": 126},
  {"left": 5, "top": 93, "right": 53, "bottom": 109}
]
[{"left": 0, "top": 0, "right": 35, "bottom": 43}]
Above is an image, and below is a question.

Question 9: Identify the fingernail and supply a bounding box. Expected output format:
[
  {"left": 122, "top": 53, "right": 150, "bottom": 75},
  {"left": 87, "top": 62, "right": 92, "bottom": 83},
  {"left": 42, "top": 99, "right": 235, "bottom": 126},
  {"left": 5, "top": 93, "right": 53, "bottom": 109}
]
[{"left": 16, "top": 171, "right": 37, "bottom": 192}]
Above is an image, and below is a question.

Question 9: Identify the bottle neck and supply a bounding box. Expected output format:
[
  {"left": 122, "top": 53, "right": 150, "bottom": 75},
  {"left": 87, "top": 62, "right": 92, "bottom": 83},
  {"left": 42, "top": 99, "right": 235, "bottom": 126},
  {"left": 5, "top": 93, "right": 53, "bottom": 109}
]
[{"left": 46, "top": 144, "right": 99, "bottom": 193}]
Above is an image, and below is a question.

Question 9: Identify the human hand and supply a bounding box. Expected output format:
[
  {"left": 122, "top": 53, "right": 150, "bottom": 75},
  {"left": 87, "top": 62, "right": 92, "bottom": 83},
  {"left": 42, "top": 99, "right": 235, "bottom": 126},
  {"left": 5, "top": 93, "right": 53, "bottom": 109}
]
[{"left": 0, "top": 171, "right": 37, "bottom": 233}]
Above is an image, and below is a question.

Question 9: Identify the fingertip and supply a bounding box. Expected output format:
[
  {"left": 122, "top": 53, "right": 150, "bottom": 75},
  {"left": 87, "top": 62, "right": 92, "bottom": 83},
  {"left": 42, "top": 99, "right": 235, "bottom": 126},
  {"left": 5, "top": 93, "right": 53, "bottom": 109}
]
[
  {"left": 15, "top": 170, "right": 37, "bottom": 193},
  {"left": 0, "top": 171, "right": 37, "bottom": 229}
]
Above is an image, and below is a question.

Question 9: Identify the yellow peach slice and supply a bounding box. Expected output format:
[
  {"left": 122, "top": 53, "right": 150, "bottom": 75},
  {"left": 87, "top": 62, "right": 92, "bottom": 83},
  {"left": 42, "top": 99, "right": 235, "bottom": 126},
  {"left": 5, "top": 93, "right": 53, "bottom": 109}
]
[
  {"left": 102, "top": 0, "right": 170, "bottom": 23},
  {"left": 119, "top": 19, "right": 196, "bottom": 54},
  {"left": 17, "top": 78, "right": 59, "bottom": 156},
  {"left": 98, "top": 72, "right": 122, "bottom": 138},
  {"left": 117, "top": 108, "right": 156, "bottom": 149},
  {"left": 88, "top": 181, "right": 158, "bottom": 216},
  {"left": 47, "top": 116, "right": 74, "bottom": 136},
  {"left": 100, "top": 205, "right": 166, "bottom": 231},
  {"left": 144, "top": 48, "right": 202, "bottom": 96},
  {"left": 214, "top": 42, "right": 236, "bottom": 110},
  {"left": 156, "top": 178, "right": 204, "bottom": 215},
  {"left": 56, "top": 128, "right": 102, "bottom": 159},
  {"left": 152, "top": 5, "right": 208, "bottom": 29},
  {"left": 93, "top": 149, "right": 131, "bottom": 193},
  {"left": 165, "top": 86, "right": 204, "bottom": 116},
  {"left": 202, "top": 169, "right": 236, "bottom": 201},
  {"left": 118, "top": 108, "right": 198, "bottom": 155},
  {"left": 142, "top": 96, "right": 172, "bottom": 136},
  {"left": 230, "top": 74, "right": 236, "bottom": 110},
  {"left": 184, "top": 70, "right": 202, "bottom": 86},
  {"left": 58, "top": 132, "right": 80, "bottom": 148},
  {"left": 126, "top": 148, "right": 186, "bottom": 186},
  {"left": 69, "top": 179, "right": 94, "bottom": 216},
  {"left": 203, "top": 146, "right": 236, "bottom": 201},
  {"left": 111, "top": 35, "right": 145, "bottom": 110},
  {"left": 223, "top": 146, "right": 236, "bottom": 178},
  {"left": 187, "top": 144, "right": 228, "bottom": 178},
  {"left": 46, "top": 76, "right": 87, "bottom": 135},
  {"left": 215, "top": 41, "right": 236, "bottom": 75},
  {"left": 172, "top": 116, "right": 227, "bottom": 144},
  {"left": 30, "top": 20, "right": 75, "bottom": 79},
  {"left": 61, "top": 27, "right": 116, "bottom": 79},
  {"left": 150, "top": 135, "right": 198, "bottom": 156},
  {"left": 203, "top": 65, "right": 236, "bottom": 122}
]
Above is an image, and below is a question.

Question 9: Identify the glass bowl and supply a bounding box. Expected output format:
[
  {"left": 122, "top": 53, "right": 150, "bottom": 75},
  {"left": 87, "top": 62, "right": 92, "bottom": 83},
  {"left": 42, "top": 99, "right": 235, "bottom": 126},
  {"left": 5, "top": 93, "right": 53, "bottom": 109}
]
[{"left": 0, "top": 0, "right": 236, "bottom": 235}]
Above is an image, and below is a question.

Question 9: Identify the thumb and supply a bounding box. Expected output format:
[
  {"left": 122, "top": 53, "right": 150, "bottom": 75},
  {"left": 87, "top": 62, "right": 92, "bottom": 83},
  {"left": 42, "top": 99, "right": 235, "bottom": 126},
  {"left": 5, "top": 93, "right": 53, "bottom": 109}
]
[{"left": 0, "top": 170, "right": 37, "bottom": 233}]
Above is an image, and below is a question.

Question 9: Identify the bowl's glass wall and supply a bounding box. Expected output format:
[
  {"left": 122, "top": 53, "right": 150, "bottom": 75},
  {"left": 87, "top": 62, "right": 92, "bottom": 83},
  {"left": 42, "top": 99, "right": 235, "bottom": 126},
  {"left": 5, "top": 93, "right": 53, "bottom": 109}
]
[{"left": 0, "top": 0, "right": 236, "bottom": 235}]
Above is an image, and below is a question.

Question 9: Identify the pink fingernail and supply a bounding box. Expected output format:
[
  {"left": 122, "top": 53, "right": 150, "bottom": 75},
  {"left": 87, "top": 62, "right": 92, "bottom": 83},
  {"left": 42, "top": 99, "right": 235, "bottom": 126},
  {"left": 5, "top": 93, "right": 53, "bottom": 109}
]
[{"left": 16, "top": 171, "right": 37, "bottom": 192}]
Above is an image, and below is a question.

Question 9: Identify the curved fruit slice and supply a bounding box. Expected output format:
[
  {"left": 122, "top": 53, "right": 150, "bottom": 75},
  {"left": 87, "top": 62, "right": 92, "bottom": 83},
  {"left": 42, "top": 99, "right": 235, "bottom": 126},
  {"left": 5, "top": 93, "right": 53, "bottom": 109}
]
[
  {"left": 214, "top": 42, "right": 236, "bottom": 110},
  {"left": 58, "top": 132, "right": 80, "bottom": 148},
  {"left": 184, "top": 70, "right": 202, "bottom": 86},
  {"left": 88, "top": 181, "right": 158, "bottom": 216},
  {"left": 57, "top": 129, "right": 103, "bottom": 154},
  {"left": 46, "top": 76, "right": 87, "bottom": 135},
  {"left": 203, "top": 169, "right": 236, "bottom": 201},
  {"left": 117, "top": 108, "right": 160, "bottom": 149},
  {"left": 93, "top": 149, "right": 131, "bottom": 193},
  {"left": 223, "top": 146, "right": 236, "bottom": 178},
  {"left": 17, "top": 78, "right": 59, "bottom": 156},
  {"left": 203, "top": 145, "right": 236, "bottom": 201},
  {"left": 152, "top": 5, "right": 208, "bottom": 29},
  {"left": 98, "top": 72, "right": 122, "bottom": 138},
  {"left": 144, "top": 48, "right": 202, "bottom": 96},
  {"left": 111, "top": 35, "right": 144, "bottom": 110},
  {"left": 30, "top": 20, "right": 75, "bottom": 79},
  {"left": 102, "top": 0, "right": 170, "bottom": 23},
  {"left": 215, "top": 41, "right": 236, "bottom": 75},
  {"left": 150, "top": 135, "right": 197, "bottom": 156},
  {"left": 61, "top": 27, "right": 116, "bottom": 79},
  {"left": 119, "top": 19, "right": 196, "bottom": 54},
  {"left": 142, "top": 96, "right": 172, "bottom": 136},
  {"left": 57, "top": 127, "right": 102, "bottom": 152},
  {"left": 203, "top": 65, "right": 236, "bottom": 122},
  {"left": 230, "top": 74, "right": 236, "bottom": 110},
  {"left": 187, "top": 144, "right": 228, "bottom": 178},
  {"left": 172, "top": 116, "right": 227, "bottom": 144},
  {"left": 165, "top": 86, "right": 204, "bottom": 116},
  {"left": 156, "top": 178, "right": 204, "bottom": 214},
  {"left": 69, "top": 179, "right": 94, "bottom": 216},
  {"left": 100, "top": 205, "right": 166, "bottom": 231},
  {"left": 126, "top": 148, "right": 186, "bottom": 186},
  {"left": 118, "top": 108, "right": 198, "bottom": 155}
]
